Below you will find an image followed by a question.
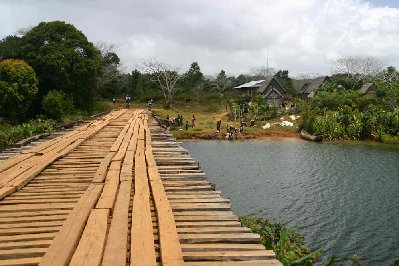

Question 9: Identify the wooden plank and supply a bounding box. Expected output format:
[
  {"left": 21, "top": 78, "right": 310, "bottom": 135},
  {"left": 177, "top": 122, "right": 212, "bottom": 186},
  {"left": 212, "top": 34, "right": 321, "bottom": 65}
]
[
  {"left": 0, "top": 232, "right": 55, "bottom": 243},
  {"left": 0, "top": 239, "right": 52, "bottom": 249},
  {"left": 145, "top": 137, "right": 184, "bottom": 265},
  {"left": 69, "top": 209, "right": 109, "bottom": 266},
  {"left": 184, "top": 261, "right": 281, "bottom": 266},
  {"left": 39, "top": 184, "right": 103, "bottom": 266},
  {"left": 92, "top": 152, "right": 116, "bottom": 183},
  {"left": 181, "top": 243, "right": 266, "bottom": 251},
  {"left": 101, "top": 180, "right": 132, "bottom": 266},
  {"left": 95, "top": 179, "right": 119, "bottom": 210},
  {"left": 179, "top": 233, "right": 260, "bottom": 244},
  {"left": 130, "top": 154, "right": 156, "bottom": 266},
  {"left": 183, "top": 250, "right": 276, "bottom": 261},
  {"left": 0, "top": 257, "right": 42, "bottom": 266}
]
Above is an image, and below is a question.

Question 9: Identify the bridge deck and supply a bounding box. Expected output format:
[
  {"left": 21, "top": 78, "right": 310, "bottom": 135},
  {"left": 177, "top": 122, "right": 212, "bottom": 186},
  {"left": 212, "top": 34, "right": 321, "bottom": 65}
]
[{"left": 0, "top": 109, "right": 280, "bottom": 266}]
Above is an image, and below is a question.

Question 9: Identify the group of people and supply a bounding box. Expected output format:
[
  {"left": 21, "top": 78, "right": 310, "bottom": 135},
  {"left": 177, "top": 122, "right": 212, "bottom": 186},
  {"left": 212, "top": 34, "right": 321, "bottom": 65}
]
[
  {"left": 164, "top": 113, "right": 196, "bottom": 130},
  {"left": 224, "top": 121, "right": 244, "bottom": 140}
]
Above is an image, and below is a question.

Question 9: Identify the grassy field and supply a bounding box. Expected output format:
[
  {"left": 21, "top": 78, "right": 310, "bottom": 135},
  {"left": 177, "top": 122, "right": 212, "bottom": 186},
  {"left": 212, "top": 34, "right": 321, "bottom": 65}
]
[{"left": 151, "top": 102, "right": 300, "bottom": 140}]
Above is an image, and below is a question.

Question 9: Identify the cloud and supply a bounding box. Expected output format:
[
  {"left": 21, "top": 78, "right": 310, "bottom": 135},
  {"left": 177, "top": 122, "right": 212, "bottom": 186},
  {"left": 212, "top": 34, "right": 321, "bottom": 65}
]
[{"left": 1, "top": 0, "right": 399, "bottom": 76}]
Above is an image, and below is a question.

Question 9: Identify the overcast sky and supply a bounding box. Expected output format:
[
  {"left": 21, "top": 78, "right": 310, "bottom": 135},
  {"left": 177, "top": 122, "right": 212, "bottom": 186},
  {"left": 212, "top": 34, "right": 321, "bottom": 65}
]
[{"left": 1, "top": 0, "right": 399, "bottom": 77}]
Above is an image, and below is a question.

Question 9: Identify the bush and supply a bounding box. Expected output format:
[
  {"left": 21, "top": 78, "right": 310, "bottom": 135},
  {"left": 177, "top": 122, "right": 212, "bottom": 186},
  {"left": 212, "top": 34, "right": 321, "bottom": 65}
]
[
  {"left": 42, "top": 90, "right": 74, "bottom": 120},
  {"left": 240, "top": 216, "right": 322, "bottom": 265},
  {"left": 0, "top": 119, "right": 55, "bottom": 146},
  {"left": 0, "top": 59, "right": 38, "bottom": 120}
]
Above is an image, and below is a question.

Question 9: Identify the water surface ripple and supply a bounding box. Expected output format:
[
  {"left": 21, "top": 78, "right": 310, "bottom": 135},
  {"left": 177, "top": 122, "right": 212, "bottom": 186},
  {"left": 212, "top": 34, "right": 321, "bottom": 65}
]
[{"left": 183, "top": 140, "right": 399, "bottom": 265}]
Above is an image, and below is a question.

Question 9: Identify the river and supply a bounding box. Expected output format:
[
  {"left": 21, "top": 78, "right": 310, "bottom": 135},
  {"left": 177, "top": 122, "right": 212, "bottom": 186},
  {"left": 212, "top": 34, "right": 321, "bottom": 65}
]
[{"left": 182, "top": 139, "right": 399, "bottom": 265}]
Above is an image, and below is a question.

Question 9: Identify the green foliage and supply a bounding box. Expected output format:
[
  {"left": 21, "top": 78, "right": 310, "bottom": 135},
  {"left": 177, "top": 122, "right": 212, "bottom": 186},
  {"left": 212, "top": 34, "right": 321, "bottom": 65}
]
[
  {"left": 0, "top": 119, "right": 55, "bottom": 146},
  {"left": 181, "top": 62, "right": 204, "bottom": 90},
  {"left": 20, "top": 21, "right": 100, "bottom": 110},
  {"left": 240, "top": 216, "right": 322, "bottom": 266},
  {"left": 42, "top": 90, "right": 74, "bottom": 120},
  {"left": 0, "top": 59, "right": 38, "bottom": 120},
  {"left": 275, "top": 70, "right": 295, "bottom": 95},
  {"left": 0, "top": 35, "right": 23, "bottom": 60}
]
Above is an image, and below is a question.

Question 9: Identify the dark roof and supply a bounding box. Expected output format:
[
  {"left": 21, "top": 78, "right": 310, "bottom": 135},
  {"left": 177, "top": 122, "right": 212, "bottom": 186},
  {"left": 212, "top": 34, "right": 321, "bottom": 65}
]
[
  {"left": 294, "top": 76, "right": 331, "bottom": 94},
  {"left": 292, "top": 79, "right": 311, "bottom": 93},
  {"left": 359, "top": 83, "right": 375, "bottom": 94}
]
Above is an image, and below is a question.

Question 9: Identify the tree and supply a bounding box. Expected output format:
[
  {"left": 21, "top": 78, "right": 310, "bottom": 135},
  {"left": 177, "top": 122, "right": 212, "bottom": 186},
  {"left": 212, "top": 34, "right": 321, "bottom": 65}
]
[
  {"left": 250, "top": 66, "right": 275, "bottom": 79},
  {"left": 19, "top": 21, "right": 100, "bottom": 110},
  {"left": 0, "top": 35, "right": 23, "bottom": 60},
  {"left": 216, "top": 70, "right": 231, "bottom": 95},
  {"left": 142, "top": 58, "right": 180, "bottom": 108},
  {"left": 0, "top": 59, "right": 38, "bottom": 120},
  {"left": 96, "top": 42, "right": 123, "bottom": 98},
  {"left": 182, "top": 62, "right": 204, "bottom": 90},
  {"left": 333, "top": 55, "right": 385, "bottom": 88},
  {"left": 274, "top": 70, "right": 294, "bottom": 95},
  {"left": 379, "top": 66, "right": 399, "bottom": 86}
]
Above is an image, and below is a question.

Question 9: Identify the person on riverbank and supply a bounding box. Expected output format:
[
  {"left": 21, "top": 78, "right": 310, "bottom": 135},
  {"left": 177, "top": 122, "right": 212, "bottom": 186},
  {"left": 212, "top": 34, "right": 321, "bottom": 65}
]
[
  {"left": 239, "top": 121, "right": 244, "bottom": 133},
  {"left": 147, "top": 99, "right": 153, "bottom": 111},
  {"left": 166, "top": 115, "right": 170, "bottom": 127},
  {"left": 112, "top": 97, "right": 116, "bottom": 105},
  {"left": 216, "top": 119, "right": 221, "bottom": 132},
  {"left": 192, "top": 115, "right": 196, "bottom": 128},
  {"left": 185, "top": 121, "right": 189, "bottom": 130}
]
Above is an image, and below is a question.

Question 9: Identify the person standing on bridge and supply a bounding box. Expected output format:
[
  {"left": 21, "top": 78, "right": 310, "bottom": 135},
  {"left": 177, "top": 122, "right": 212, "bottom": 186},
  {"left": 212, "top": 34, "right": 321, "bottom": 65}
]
[{"left": 125, "top": 95, "right": 131, "bottom": 108}]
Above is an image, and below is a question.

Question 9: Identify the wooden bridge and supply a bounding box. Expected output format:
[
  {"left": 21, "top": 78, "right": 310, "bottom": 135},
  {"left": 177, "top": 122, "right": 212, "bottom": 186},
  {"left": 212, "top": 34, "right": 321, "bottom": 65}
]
[{"left": 0, "top": 109, "right": 280, "bottom": 266}]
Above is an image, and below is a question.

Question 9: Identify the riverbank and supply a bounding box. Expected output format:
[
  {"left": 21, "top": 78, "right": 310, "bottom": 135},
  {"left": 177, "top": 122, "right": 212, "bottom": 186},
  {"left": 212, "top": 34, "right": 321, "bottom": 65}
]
[{"left": 152, "top": 105, "right": 301, "bottom": 140}]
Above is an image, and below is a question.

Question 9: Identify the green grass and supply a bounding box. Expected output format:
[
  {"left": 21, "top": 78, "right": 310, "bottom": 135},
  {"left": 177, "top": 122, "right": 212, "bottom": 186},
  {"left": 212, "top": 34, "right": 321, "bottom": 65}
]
[
  {"left": 0, "top": 119, "right": 56, "bottom": 148},
  {"left": 152, "top": 102, "right": 300, "bottom": 140}
]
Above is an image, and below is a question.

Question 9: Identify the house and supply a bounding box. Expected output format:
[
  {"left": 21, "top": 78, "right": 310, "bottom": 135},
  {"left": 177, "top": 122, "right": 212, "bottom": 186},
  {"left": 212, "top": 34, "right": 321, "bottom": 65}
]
[
  {"left": 294, "top": 76, "right": 332, "bottom": 100},
  {"left": 359, "top": 82, "right": 377, "bottom": 96},
  {"left": 234, "top": 77, "right": 287, "bottom": 107}
]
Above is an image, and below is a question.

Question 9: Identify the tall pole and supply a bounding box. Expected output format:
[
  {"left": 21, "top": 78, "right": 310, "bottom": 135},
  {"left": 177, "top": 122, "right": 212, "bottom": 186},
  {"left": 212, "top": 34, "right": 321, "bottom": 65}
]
[{"left": 266, "top": 45, "right": 269, "bottom": 74}]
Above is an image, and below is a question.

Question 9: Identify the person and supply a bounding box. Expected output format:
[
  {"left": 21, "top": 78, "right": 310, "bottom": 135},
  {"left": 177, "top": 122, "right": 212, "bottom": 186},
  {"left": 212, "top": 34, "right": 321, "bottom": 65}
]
[
  {"left": 191, "top": 115, "right": 196, "bottom": 128},
  {"left": 166, "top": 115, "right": 170, "bottom": 127},
  {"left": 147, "top": 99, "right": 153, "bottom": 111},
  {"left": 233, "top": 127, "right": 238, "bottom": 139},
  {"left": 239, "top": 121, "right": 244, "bottom": 133},
  {"left": 180, "top": 114, "right": 183, "bottom": 126},
  {"left": 177, "top": 113, "right": 182, "bottom": 127},
  {"left": 216, "top": 119, "right": 221, "bottom": 132},
  {"left": 112, "top": 97, "right": 116, "bottom": 105},
  {"left": 185, "top": 121, "right": 189, "bottom": 130},
  {"left": 125, "top": 95, "right": 131, "bottom": 108}
]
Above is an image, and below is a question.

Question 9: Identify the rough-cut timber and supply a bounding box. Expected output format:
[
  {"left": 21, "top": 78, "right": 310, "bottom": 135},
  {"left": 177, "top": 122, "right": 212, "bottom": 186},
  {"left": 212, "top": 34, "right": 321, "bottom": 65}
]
[{"left": 0, "top": 109, "right": 281, "bottom": 266}]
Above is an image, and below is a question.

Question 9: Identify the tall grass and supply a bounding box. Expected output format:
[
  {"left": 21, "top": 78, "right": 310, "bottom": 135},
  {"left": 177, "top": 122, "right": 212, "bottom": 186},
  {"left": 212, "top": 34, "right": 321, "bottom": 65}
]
[{"left": 0, "top": 119, "right": 55, "bottom": 147}]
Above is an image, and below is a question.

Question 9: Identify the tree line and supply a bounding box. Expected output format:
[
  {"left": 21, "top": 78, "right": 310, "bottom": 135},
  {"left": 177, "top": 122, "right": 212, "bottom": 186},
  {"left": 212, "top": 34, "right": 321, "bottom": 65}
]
[{"left": 0, "top": 21, "right": 123, "bottom": 121}]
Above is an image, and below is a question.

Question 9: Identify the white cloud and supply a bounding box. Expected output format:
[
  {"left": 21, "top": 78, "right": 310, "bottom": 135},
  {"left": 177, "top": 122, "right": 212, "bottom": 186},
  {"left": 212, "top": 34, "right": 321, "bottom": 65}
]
[{"left": 0, "top": 0, "right": 399, "bottom": 76}]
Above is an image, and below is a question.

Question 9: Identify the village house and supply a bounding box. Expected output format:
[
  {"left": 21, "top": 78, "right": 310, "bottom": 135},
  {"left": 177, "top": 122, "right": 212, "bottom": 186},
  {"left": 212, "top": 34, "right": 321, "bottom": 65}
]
[
  {"left": 234, "top": 77, "right": 287, "bottom": 107},
  {"left": 294, "top": 76, "right": 332, "bottom": 100},
  {"left": 359, "top": 82, "right": 377, "bottom": 96}
]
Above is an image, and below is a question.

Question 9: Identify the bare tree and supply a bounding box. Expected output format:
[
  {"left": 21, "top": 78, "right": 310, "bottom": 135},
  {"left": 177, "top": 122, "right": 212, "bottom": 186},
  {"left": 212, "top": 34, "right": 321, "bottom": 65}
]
[
  {"left": 142, "top": 58, "right": 180, "bottom": 108},
  {"left": 96, "top": 42, "right": 125, "bottom": 94},
  {"left": 249, "top": 66, "right": 276, "bottom": 78},
  {"left": 294, "top": 73, "right": 322, "bottom": 80},
  {"left": 333, "top": 55, "right": 385, "bottom": 82}
]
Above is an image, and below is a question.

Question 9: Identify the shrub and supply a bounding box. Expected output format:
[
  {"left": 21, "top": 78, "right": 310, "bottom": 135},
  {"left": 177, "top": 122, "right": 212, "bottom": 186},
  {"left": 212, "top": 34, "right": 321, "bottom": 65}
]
[
  {"left": 42, "top": 90, "right": 74, "bottom": 120},
  {"left": 0, "top": 119, "right": 55, "bottom": 146},
  {"left": 240, "top": 216, "right": 322, "bottom": 265},
  {"left": 0, "top": 59, "right": 38, "bottom": 120}
]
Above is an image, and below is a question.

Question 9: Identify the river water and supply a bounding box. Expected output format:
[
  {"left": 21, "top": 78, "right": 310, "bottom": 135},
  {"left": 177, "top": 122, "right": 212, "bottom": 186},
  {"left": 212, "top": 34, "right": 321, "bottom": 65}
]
[{"left": 182, "top": 140, "right": 399, "bottom": 265}]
